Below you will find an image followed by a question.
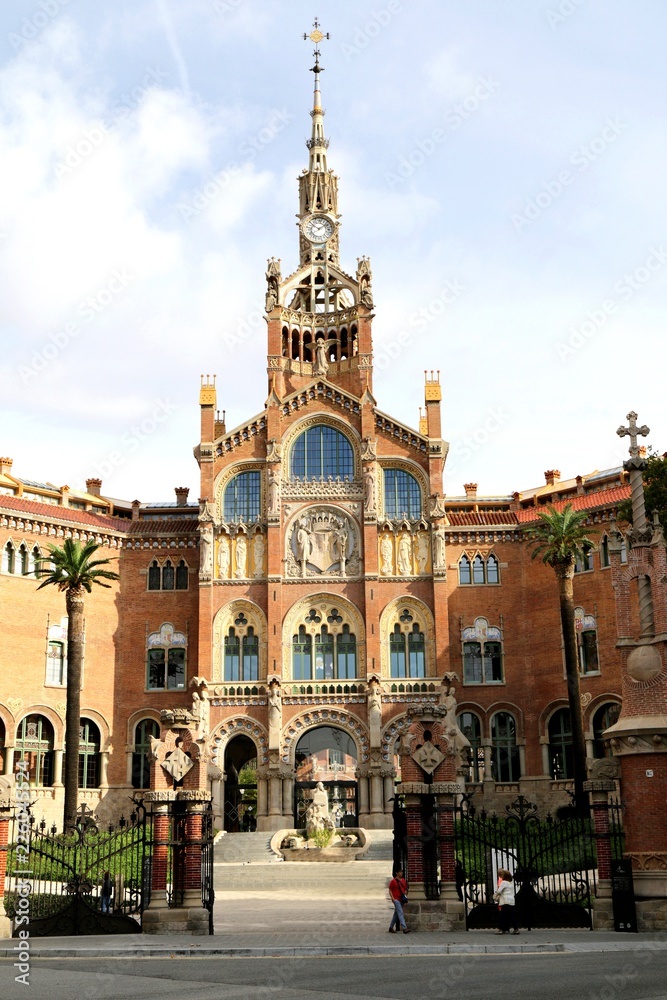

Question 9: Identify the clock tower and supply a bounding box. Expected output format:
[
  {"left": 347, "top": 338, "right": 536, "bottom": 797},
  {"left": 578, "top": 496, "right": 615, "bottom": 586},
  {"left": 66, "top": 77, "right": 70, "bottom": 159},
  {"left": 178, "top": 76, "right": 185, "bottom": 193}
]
[{"left": 264, "top": 20, "right": 375, "bottom": 401}]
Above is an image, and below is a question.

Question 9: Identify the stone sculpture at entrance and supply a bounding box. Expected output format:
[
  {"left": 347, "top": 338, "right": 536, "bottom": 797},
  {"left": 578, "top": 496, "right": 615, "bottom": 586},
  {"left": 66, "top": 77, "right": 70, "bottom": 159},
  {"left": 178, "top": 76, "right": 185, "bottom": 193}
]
[{"left": 304, "top": 780, "right": 335, "bottom": 838}]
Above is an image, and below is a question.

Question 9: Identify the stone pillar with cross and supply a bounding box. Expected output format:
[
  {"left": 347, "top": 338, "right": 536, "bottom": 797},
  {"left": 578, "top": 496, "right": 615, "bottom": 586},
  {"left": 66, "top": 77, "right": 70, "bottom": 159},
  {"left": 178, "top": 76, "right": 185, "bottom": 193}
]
[
  {"left": 605, "top": 411, "right": 667, "bottom": 931},
  {"left": 396, "top": 706, "right": 465, "bottom": 931},
  {"left": 143, "top": 708, "right": 211, "bottom": 935}
]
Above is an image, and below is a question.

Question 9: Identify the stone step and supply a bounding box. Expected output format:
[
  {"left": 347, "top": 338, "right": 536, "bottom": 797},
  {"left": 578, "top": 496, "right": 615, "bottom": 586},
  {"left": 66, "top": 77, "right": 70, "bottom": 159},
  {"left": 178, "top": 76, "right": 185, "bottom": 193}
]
[
  {"left": 214, "top": 832, "right": 275, "bottom": 864},
  {"left": 364, "top": 830, "right": 395, "bottom": 861},
  {"left": 214, "top": 860, "right": 392, "bottom": 895}
]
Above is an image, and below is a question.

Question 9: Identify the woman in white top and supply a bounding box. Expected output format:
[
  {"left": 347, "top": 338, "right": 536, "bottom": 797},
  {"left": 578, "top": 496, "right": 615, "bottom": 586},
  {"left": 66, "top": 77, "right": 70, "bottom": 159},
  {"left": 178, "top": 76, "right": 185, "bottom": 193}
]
[{"left": 493, "top": 868, "right": 519, "bottom": 934}]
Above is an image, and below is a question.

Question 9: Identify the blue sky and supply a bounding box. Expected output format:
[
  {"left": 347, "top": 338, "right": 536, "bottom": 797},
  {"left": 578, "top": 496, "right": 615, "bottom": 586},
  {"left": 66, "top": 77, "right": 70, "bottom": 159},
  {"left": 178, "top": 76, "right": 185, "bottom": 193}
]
[{"left": 0, "top": 0, "right": 665, "bottom": 502}]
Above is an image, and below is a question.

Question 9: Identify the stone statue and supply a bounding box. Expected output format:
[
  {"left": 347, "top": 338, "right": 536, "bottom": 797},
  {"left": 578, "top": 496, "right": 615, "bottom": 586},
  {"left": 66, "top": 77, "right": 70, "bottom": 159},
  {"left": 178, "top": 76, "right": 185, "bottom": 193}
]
[
  {"left": 364, "top": 468, "right": 375, "bottom": 510},
  {"left": 304, "top": 780, "right": 334, "bottom": 838},
  {"left": 217, "top": 535, "right": 230, "bottom": 579},
  {"left": 367, "top": 678, "right": 382, "bottom": 735},
  {"left": 268, "top": 679, "right": 282, "bottom": 730},
  {"left": 361, "top": 286, "right": 374, "bottom": 309},
  {"left": 396, "top": 533, "right": 412, "bottom": 576},
  {"left": 265, "top": 258, "right": 280, "bottom": 312},
  {"left": 252, "top": 533, "right": 265, "bottom": 577},
  {"left": 440, "top": 676, "right": 470, "bottom": 755},
  {"left": 314, "top": 338, "right": 329, "bottom": 376},
  {"left": 416, "top": 532, "right": 429, "bottom": 574},
  {"left": 334, "top": 523, "right": 348, "bottom": 575},
  {"left": 199, "top": 524, "right": 213, "bottom": 578},
  {"left": 433, "top": 524, "right": 446, "bottom": 571},
  {"left": 380, "top": 534, "right": 393, "bottom": 576},
  {"left": 268, "top": 467, "right": 280, "bottom": 515},
  {"left": 296, "top": 518, "right": 312, "bottom": 575},
  {"left": 234, "top": 534, "right": 247, "bottom": 578}
]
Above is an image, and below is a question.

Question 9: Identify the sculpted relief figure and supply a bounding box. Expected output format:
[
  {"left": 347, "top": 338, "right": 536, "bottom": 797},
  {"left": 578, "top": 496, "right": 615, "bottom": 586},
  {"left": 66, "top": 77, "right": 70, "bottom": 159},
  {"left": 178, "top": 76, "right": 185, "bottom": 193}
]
[
  {"left": 364, "top": 467, "right": 375, "bottom": 511},
  {"left": 313, "top": 337, "right": 329, "bottom": 376},
  {"left": 380, "top": 533, "right": 393, "bottom": 576},
  {"left": 234, "top": 534, "right": 247, "bottom": 579},
  {"left": 416, "top": 532, "right": 429, "bottom": 574},
  {"left": 252, "top": 533, "right": 265, "bottom": 577},
  {"left": 217, "top": 535, "right": 230, "bottom": 579},
  {"left": 199, "top": 524, "right": 214, "bottom": 578},
  {"left": 334, "top": 523, "right": 348, "bottom": 575},
  {"left": 296, "top": 518, "right": 313, "bottom": 575},
  {"left": 268, "top": 679, "right": 282, "bottom": 730},
  {"left": 433, "top": 524, "right": 446, "bottom": 571},
  {"left": 396, "top": 533, "right": 413, "bottom": 576},
  {"left": 268, "top": 467, "right": 280, "bottom": 516},
  {"left": 367, "top": 678, "right": 382, "bottom": 733}
]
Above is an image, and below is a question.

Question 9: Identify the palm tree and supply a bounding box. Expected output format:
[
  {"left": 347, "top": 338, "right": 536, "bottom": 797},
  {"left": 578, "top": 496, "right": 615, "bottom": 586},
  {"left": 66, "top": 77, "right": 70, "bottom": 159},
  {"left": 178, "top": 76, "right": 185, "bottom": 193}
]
[
  {"left": 525, "top": 504, "right": 595, "bottom": 815},
  {"left": 37, "top": 539, "right": 119, "bottom": 832}
]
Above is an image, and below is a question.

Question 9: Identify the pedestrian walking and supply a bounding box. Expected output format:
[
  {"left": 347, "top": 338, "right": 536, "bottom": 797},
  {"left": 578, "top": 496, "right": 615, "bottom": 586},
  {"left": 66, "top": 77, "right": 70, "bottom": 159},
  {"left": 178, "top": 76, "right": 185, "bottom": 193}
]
[
  {"left": 493, "top": 868, "right": 519, "bottom": 934},
  {"left": 101, "top": 871, "right": 113, "bottom": 914},
  {"left": 388, "top": 868, "right": 410, "bottom": 934}
]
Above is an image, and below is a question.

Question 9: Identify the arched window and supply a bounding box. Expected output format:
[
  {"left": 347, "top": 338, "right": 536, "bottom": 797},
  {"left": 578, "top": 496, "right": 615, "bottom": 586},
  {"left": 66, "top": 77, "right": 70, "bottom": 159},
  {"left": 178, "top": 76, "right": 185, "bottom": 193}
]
[
  {"left": 592, "top": 703, "right": 621, "bottom": 759},
  {"left": 462, "top": 618, "right": 504, "bottom": 684},
  {"left": 147, "top": 623, "right": 186, "bottom": 690},
  {"left": 18, "top": 544, "right": 29, "bottom": 575},
  {"left": 574, "top": 544, "right": 594, "bottom": 573},
  {"left": 46, "top": 641, "right": 65, "bottom": 686},
  {"left": 291, "top": 425, "right": 354, "bottom": 481},
  {"left": 29, "top": 545, "right": 41, "bottom": 575},
  {"left": 458, "top": 555, "right": 471, "bottom": 585},
  {"left": 162, "top": 560, "right": 175, "bottom": 590},
  {"left": 175, "top": 560, "right": 188, "bottom": 590},
  {"left": 491, "top": 712, "right": 520, "bottom": 781},
  {"left": 458, "top": 712, "right": 483, "bottom": 782},
  {"left": 486, "top": 554, "right": 500, "bottom": 584},
  {"left": 575, "top": 607, "right": 599, "bottom": 674},
  {"left": 292, "top": 625, "right": 312, "bottom": 680},
  {"left": 2, "top": 542, "right": 15, "bottom": 574},
  {"left": 223, "top": 471, "right": 261, "bottom": 522},
  {"left": 548, "top": 708, "right": 573, "bottom": 780},
  {"left": 619, "top": 537, "right": 628, "bottom": 564},
  {"left": 132, "top": 719, "right": 159, "bottom": 789},
  {"left": 472, "top": 554, "right": 485, "bottom": 584},
  {"left": 224, "top": 626, "right": 259, "bottom": 682},
  {"left": 148, "top": 560, "right": 161, "bottom": 590},
  {"left": 383, "top": 469, "right": 422, "bottom": 519},
  {"left": 16, "top": 715, "right": 54, "bottom": 786},
  {"left": 79, "top": 719, "right": 100, "bottom": 789},
  {"left": 390, "top": 622, "right": 425, "bottom": 678},
  {"left": 291, "top": 607, "right": 357, "bottom": 680},
  {"left": 600, "top": 536, "right": 610, "bottom": 568}
]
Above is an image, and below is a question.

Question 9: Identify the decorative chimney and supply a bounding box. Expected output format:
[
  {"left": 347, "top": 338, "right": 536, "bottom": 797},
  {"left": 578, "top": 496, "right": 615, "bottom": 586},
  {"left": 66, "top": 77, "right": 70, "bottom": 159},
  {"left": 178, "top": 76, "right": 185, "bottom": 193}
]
[
  {"left": 0, "top": 457, "right": 13, "bottom": 476},
  {"left": 510, "top": 491, "right": 521, "bottom": 512},
  {"left": 175, "top": 487, "right": 190, "bottom": 506},
  {"left": 575, "top": 475, "right": 584, "bottom": 496},
  {"left": 86, "top": 478, "right": 102, "bottom": 497},
  {"left": 544, "top": 470, "right": 561, "bottom": 486},
  {"left": 463, "top": 483, "right": 478, "bottom": 499},
  {"left": 131, "top": 500, "right": 141, "bottom": 521},
  {"left": 60, "top": 485, "right": 70, "bottom": 507}
]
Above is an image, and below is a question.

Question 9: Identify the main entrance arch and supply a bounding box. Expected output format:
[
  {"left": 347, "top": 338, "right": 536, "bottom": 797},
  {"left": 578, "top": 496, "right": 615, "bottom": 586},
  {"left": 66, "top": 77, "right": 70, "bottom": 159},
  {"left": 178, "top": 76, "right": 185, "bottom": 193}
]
[
  {"left": 294, "top": 725, "right": 358, "bottom": 828},
  {"left": 223, "top": 734, "right": 257, "bottom": 832}
]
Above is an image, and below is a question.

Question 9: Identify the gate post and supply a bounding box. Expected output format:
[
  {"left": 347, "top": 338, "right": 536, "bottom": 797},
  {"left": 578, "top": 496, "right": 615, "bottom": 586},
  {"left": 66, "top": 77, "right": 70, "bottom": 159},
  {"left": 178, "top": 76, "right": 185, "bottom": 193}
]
[
  {"left": 0, "top": 792, "right": 12, "bottom": 939},
  {"left": 143, "top": 709, "right": 212, "bottom": 935},
  {"left": 583, "top": 771, "right": 616, "bottom": 930},
  {"left": 396, "top": 702, "right": 466, "bottom": 931}
]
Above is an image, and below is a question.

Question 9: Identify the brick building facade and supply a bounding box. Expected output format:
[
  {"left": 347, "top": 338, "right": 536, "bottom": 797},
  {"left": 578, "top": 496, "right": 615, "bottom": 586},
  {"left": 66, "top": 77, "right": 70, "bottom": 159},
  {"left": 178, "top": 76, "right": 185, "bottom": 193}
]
[{"left": 0, "top": 54, "right": 639, "bottom": 833}]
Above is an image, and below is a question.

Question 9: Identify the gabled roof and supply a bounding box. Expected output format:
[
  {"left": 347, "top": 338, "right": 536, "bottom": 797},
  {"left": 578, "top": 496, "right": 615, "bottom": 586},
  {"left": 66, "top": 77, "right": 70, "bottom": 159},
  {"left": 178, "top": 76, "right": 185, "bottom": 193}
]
[
  {"left": 448, "top": 511, "right": 518, "bottom": 527},
  {"left": 0, "top": 493, "right": 127, "bottom": 532}
]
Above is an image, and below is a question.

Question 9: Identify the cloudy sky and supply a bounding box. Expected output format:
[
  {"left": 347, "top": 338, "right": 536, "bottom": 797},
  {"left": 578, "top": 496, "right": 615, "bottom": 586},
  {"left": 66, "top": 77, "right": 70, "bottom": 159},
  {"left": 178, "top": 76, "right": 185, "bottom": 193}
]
[{"left": 1, "top": 0, "right": 665, "bottom": 503}]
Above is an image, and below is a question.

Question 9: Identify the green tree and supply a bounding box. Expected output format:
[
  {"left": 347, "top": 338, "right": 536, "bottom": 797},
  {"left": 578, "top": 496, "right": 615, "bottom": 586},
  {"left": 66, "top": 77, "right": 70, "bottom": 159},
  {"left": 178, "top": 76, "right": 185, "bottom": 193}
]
[
  {"left": 37, "top": 539, "right": 119, "bottom": 832},
  {"left": 525, "top": 504, "right": 596, "bottom": 815},
  {"left": 617, "top": 447, "right": 667, "bottom": 529}
]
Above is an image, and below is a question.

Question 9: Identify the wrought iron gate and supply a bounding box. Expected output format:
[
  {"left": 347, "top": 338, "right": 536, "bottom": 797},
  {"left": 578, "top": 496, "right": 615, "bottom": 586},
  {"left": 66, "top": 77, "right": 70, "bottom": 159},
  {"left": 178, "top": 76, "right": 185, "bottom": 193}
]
[
  {"left": 6, "top": 803, "right": 148, "bottom": 936},
  {"left": 455, "top": 794, "right": 597, "bottom": 930},
  {"left": 392, "top": 794, "right": 407, "bottom": 876}
]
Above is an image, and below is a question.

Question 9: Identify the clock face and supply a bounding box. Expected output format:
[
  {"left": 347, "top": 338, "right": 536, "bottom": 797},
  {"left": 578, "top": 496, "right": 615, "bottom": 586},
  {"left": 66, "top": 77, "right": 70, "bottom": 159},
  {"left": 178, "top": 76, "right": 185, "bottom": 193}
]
[{"left": 303, "top": 215, "right": 334, "bottom": 243}]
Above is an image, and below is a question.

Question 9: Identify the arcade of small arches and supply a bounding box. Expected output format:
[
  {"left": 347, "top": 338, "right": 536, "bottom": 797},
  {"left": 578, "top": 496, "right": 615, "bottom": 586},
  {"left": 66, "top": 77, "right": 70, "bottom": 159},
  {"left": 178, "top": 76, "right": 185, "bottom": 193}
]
[{"left": 2, "top": 540, "right": 42, "bottom": 576}]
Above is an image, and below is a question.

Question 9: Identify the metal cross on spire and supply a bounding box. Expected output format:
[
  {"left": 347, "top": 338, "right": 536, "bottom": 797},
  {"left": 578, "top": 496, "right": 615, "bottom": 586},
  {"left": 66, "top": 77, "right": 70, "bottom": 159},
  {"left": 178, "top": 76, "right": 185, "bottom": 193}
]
[
  {"left": 617, "top": 411, "right": 650, "bottom": 459},
  {"left": 304, "top": 17, "right": 330, "bottom": 72}
]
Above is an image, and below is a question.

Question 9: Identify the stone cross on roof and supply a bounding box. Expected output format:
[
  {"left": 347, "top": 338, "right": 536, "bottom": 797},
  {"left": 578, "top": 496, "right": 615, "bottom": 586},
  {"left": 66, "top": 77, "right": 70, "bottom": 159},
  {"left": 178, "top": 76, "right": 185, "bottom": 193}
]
[{"left": 617, "top": 411, "right": 650, "bottom": 459}]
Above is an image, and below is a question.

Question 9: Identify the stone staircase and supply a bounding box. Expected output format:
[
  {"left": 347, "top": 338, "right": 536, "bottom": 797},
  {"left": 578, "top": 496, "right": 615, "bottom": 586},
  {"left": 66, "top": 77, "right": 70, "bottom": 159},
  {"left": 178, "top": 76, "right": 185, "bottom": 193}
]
[
  {"left": 214, "top": 831, "right": 276, "bottom": 864},
  {"left": 363, "top": 829, "right": 395, "bottom": 862}
]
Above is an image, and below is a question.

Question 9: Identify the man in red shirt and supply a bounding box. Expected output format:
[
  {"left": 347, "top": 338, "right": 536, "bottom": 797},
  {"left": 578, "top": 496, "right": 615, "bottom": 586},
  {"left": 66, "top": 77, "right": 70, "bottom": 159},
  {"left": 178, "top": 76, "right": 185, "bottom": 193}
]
[{"left": 388, "top": 868, "right": 410, "bottom": 933}]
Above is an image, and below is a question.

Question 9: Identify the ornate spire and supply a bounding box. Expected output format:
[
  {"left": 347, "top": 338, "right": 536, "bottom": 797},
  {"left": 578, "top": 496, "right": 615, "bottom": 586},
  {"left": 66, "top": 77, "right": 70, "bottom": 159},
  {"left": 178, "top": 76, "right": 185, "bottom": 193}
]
[
  {"left": 304, "top": 18, "right": 330, "bottom": 174},
  {"left": 299, "top": 19, "right": 338, "bottom": 241}
]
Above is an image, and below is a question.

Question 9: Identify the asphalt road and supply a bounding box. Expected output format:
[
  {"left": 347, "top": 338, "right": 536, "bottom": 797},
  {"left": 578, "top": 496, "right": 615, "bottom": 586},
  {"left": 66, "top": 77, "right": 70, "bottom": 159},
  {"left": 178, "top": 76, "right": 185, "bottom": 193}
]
[{"left": 3, "top": 951, "right": 667, "bottom": 1000}]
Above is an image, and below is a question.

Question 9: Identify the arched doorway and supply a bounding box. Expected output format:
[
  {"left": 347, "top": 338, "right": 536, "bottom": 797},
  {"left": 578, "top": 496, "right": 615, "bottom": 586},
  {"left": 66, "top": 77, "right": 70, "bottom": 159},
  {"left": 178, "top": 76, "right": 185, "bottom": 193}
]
[
  {"left": 223, "top": 734, "right": 257, "bottom": 832},
  {"left": 294, "top": 726, "right": 358, "bottom": 828}
]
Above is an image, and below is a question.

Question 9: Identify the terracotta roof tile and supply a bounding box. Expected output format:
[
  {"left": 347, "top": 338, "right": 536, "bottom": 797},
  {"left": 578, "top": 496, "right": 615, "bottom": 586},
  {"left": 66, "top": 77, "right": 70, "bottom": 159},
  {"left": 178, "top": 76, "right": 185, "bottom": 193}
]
[
  {"left": 0, "top": 494, "right": 127, "bottom": 532},
  {"left": 516, "top": 484, "right": 631, "bottom": 524},
  {"left": 447, "top": 511, "right": 518, "bottom": 527},
  {"left": 127, "top": 519, "right": 198, "bottom": 535}
]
